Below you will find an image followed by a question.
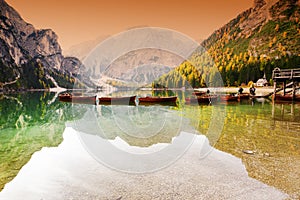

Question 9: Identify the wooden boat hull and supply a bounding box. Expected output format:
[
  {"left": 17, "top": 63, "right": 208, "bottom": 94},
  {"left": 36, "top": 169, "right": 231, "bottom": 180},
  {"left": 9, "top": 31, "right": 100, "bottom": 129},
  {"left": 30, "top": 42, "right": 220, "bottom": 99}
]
[
  {"left": 139, "top": 96, "right": 177, "bottom": 102},
  {"left": 274, "top": 94, "right": 300, "bottom": 101},
  {"left": 59, "top": 94, "right": 72, "bottom": 102},
  {"left": 98, "top": 96, "right": 136, "bottom": 105},
  {"left": 220, "top": 95, "right": 238, "bottom": 101},
  {"left": 192, "top": 91, "right": 206, "bottom": 96},
  {"left": 138, "top": 101, "right": 177, "bottom": 106},
  {"left": 138, "top": 96, "right": 177, "bottom": 106},
  {"left": 238, "top": 93, "right": 250, "bottom": 100}
]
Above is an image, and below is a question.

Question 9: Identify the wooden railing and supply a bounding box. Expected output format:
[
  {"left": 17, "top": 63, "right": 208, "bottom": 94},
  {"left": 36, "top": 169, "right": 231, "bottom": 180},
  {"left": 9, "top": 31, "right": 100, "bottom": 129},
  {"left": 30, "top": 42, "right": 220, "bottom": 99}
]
[{"left": 272, "top": 68, "right": 300, "bottom": 80}]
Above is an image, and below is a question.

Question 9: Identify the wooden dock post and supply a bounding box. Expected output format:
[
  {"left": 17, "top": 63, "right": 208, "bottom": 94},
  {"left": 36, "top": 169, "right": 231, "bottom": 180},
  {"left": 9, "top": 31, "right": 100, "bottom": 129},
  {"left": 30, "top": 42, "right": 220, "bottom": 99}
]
[
  {"left": 283, "top": 80, "right": 286, "bottom": 96},
  {"left": 272, "top": 68, "right": 300, "bottom": 101},
  {"left": 273, "top": 81, "right": 277, "bottom": 100},
  {"left": 292, "top": 82, "right": 296, "bottom": 100}
]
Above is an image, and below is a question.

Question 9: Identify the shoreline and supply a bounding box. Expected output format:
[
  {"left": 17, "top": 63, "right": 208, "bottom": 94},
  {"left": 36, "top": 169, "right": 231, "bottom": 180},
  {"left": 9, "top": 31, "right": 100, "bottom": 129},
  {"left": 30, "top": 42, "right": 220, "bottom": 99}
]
[
  {"left": 194, "top": 86, "right": 275, "bottom": 94},
  {"left": 0, "top": 86, "right": 274, "bottom": 93}
]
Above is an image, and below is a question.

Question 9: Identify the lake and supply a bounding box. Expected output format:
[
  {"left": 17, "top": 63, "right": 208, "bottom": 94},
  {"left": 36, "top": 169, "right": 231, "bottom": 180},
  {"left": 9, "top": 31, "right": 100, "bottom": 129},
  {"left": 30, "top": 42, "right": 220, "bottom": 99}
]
[{"left": 0, "top": 91, "right": 299, "bottom": 198}]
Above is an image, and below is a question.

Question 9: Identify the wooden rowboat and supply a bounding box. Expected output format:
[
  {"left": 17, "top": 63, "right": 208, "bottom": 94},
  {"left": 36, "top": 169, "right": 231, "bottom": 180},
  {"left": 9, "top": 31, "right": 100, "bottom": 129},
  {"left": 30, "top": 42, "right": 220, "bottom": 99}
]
[
  {"left": 192, "top": 91, "right": 206, "bottom": 96},
  {"left": 220, "top": 94, "right": 239, "bottom": 101},
  {"left": 138, "top": 96, "right": 177, "bottom": 106},
  {"left": 238, "top": 93, "right": 250, "bottom": 100},
  {"left": 59, "top": 93, "right": 97, "bottom": 104},
  {"left": 59, "top": 93, "right": 72, "bottom": 102},
  {"left": 139, "top": 96, "right": 177, "bottom": 102},
  {"left": 98, "top": 96, "right": 136, "bottom": 105},
  {"left": 250, "top": 94, "right": 270, "bottom": 99}
]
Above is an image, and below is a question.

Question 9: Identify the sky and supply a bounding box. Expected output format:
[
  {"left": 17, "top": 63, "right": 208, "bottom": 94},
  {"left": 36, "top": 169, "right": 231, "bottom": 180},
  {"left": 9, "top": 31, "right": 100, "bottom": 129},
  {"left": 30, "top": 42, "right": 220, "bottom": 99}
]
[{"left": 6, "top": 0, "right": 253, "bottom": 51}]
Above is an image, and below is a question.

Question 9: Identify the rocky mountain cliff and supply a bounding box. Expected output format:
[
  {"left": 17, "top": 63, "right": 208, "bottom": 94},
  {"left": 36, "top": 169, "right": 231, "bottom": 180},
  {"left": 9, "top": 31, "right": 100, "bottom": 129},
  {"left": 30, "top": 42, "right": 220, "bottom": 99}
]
[
  {"left": 0, "top": 0, "right": 87, "bottom": 90},
  {"left": 202, "top": 0, "right": 300, "bottom": 57},
  {"left": 103, "top": 48, "right": 184, "bottom": 84},
  {"left": 197, "top": 0, "right": 300, "bottom": 86}
]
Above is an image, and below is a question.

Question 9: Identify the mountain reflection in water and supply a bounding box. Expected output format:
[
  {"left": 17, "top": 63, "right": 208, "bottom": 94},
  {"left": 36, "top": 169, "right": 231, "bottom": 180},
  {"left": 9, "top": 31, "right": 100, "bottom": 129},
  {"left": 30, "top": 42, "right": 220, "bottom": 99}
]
[{"left": 0, "top": 91, "right": 299, "bottom": 198}]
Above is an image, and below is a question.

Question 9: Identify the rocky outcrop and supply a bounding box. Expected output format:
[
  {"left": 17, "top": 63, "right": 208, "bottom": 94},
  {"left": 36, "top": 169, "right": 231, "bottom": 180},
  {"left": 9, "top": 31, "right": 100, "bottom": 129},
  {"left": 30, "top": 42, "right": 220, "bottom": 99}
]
[
  {"left": 101, "top": 48, "right": 185, "bottom": 83},
  {"left": 0, "top": 0, "right": 85, "bottom": 88},
  {"left": 202, "top": 0, "right": 300, "bottom": 57},
  {"left": 61, "top": 57, "right": 85, "bottom": 75},
  {"left": 24, "top": 29, "right": 64, "bottom": 69},
  {"left": 0, "top": 0, "right": 63, "bottom": 69},
  {"left": 254, "top": 0, "right": 267, "bottom": 9},
  {"left": 269, "top": 0, "right": 300, "bottom": 20}
]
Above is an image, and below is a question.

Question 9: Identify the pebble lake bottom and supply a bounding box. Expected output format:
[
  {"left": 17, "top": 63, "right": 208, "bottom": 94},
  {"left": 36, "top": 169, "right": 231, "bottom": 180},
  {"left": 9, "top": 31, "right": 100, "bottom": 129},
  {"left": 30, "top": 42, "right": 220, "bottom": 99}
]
[{"left": 0, "top": 127, "right": 288, "bottom": 200}]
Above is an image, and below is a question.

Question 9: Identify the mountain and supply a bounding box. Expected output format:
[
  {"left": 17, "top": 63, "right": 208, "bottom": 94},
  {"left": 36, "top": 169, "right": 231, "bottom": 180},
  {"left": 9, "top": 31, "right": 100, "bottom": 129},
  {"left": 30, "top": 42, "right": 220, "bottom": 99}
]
[
  {"left": 8, "top": 0, "right": 298, "bottom": 90},
  {"left": 155, "top": 0, "right": 300, "bottom": 89},
  {"left": 79, "top": 28, "right": 198, "bottom": 89},
  {"left": 199, "top": 0, "right": 300, "bottom": 86},
  {"left": 0, "top": 0, "right": 90, "bottom": 90},
  {"left": 70, "top": 0, "right": 300, "bottom": 89},
  {"left": 203, "top": 0, "right": 300, "bottom": 56},
  {"left": 64, "top": 34, "right": 184, "bottom": 88},
  {"left": 103, "top": 48, "right": 184, "bottom": 85}
]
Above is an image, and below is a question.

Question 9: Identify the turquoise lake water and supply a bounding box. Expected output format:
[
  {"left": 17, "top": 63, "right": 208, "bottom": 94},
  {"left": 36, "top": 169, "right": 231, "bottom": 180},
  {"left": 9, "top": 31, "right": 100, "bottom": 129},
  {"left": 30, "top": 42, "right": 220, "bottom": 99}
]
[{"left": 0, "top": 91, "right": 299, "bottom": 198}]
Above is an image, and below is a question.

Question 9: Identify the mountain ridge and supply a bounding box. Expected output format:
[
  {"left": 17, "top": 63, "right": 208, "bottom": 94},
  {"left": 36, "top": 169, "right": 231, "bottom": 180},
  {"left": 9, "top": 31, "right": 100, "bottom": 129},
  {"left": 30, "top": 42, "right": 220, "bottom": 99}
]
[
  {"left": 0, "top": 0, "right": 90, "bottom": 90},
  {"left": 198, "top": 0, "right": 300, "bottom": 86},
  {"left": 154, "top": 0, "right": 300, "bottom": 88},
  {"left": 1, "top": 0, "right": 300, "bottom": 90},
  {"left": 202, "top": 0, "right": 300, "bottom": 56}
]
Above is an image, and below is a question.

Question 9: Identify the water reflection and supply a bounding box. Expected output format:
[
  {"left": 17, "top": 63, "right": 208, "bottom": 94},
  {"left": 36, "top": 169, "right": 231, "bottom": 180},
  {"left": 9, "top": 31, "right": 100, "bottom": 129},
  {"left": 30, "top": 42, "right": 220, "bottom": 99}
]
[
  {"left": 72, "top": 103, "right": 198, "bottom": 172},
  {"left": 0, "top": 91, "right": 299, "bottom": 198},
  {"left": 212, "top": 100, "right": 300, "bottom": 198},
  {"left": 66, "top": 90, "right": 299, "bottom": 197},
  {"left": 0, "top": 92, "right": 78, "bottom": 190},
  {"left": 73, "top": 104, "right": 187, "bottom": 143}
]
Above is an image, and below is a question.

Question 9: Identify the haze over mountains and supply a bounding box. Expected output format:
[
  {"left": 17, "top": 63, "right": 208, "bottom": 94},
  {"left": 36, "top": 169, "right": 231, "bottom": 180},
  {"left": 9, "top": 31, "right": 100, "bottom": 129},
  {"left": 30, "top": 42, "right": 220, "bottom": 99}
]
[
  {"left": 66, "top": 0, "right": 300, "bottom": 88},
  {"left": 64, "top": 35, "right": 110, "bottom": 61}
]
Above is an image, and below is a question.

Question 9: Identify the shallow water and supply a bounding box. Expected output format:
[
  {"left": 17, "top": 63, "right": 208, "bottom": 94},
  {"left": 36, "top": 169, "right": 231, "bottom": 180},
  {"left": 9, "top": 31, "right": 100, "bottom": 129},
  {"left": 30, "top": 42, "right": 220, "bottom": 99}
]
[
  {"left": 0, "top": 91, "right": 299, "bottom": 198},
  {"left": 0, "top": 92, "right": 78, "bottom": 190},
  {"left": 0, "top": 127, "right": 289, "bottom": 200}
]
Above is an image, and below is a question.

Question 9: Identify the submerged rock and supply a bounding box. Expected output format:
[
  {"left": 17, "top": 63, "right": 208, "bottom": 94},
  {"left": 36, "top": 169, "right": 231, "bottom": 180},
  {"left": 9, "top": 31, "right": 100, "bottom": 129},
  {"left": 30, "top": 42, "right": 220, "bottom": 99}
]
[{"left": 243, "top": 150, "right": 255, "bottom": 154}]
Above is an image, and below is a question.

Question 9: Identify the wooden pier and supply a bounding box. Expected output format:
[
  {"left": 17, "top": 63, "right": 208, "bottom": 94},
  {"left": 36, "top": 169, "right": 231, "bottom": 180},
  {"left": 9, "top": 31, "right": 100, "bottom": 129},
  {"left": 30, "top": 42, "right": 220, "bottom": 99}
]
[{"left": 272, "top": 68, "right": 300, "bottom": 100}]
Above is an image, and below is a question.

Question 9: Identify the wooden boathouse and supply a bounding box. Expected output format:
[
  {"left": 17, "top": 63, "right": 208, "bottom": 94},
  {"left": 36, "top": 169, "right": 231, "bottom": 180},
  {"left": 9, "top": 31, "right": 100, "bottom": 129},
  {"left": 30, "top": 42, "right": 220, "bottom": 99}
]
[{"left": 272, "top": 68, "right": 300, "bottom": 100}]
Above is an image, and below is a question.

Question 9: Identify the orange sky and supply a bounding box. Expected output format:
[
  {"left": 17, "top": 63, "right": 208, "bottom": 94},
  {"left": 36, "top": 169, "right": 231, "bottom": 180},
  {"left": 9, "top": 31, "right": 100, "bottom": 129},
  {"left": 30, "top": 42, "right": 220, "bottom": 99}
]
[{"left": 6, "top": 0, "right": 253, "bottom": 52}]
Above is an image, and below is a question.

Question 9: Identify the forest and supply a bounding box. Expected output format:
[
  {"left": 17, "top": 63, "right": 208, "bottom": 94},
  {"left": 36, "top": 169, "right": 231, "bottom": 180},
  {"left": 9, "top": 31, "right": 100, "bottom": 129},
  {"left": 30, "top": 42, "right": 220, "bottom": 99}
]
[
  {"left": 155, "top": 17, "right": 300, "bottom": 89},
  {"left": 0, "top": 60, "right": 75, "bottom": 91}
]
